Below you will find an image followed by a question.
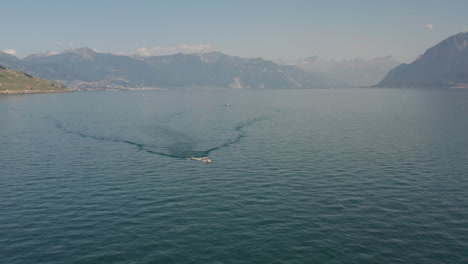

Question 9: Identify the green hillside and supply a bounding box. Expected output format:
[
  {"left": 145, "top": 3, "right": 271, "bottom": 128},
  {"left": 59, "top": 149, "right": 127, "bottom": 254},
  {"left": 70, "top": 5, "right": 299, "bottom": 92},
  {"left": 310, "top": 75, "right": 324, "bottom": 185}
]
[{"left": 0, "top": 65, "right": 68, "bottom": 94}]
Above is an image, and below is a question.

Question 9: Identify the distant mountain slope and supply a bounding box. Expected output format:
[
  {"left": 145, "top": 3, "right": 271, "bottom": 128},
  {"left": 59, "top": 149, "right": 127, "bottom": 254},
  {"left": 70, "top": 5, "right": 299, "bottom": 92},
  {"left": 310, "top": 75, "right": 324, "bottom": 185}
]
[
  {"left": 142, "top": 52, "right": 327, "bottom": 89},
  {"left": 378, "top": 32, "right": 468, "bottom": 88},
  {"left": 0, "top": 51, "right": 21, "bottom": 68},
  {"left": 277, "top": 56, "right": 400, "bottom": 87},
  {"left": 0, "top": 65, "right": 68, "bottom": 93},
  {"left": 1, "top": 48, "right": 328, "bottom": 90},
  {"left": 21, "top": 48, "right": 156, "bottom": 88}
]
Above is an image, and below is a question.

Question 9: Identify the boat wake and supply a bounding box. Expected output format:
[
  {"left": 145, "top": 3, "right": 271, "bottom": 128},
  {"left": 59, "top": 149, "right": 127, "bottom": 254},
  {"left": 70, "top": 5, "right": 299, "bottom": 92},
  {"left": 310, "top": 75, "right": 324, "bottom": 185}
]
[{"left": 49, "top": 115, "right": 267, "bottom": 162}]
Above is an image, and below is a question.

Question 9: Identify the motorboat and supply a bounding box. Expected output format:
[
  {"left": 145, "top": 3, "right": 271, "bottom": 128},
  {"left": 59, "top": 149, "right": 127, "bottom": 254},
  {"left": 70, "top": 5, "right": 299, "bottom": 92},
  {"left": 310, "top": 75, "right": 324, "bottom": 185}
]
[{"left": 187, "top": 157, "right": 212, "bottom": 163}]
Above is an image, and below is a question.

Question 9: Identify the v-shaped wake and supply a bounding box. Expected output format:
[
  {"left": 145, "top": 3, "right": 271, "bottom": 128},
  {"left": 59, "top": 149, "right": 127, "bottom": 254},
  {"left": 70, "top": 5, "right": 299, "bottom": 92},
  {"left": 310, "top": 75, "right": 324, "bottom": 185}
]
[{"left": 50, "top": 116, "right": 267, "bottom": 162}]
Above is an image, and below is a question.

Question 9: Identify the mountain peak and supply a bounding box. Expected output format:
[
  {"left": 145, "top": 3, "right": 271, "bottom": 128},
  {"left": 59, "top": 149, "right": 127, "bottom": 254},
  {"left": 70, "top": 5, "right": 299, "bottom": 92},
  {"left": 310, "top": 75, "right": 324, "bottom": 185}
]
[
  {"left": 63, "top": 47, "right": 99, "bottom": 57},
  {"left": 0, "top": 50, "right": 20, "bottom": 67},
  {"left": 196, "top": 51, "right": 232, "bottom": 62},
  {"left": 446, "top": 31, "right": 467, "bottom": 51},
  {"left": 0, "top": 50, "right": 18, "bottom": 59}
]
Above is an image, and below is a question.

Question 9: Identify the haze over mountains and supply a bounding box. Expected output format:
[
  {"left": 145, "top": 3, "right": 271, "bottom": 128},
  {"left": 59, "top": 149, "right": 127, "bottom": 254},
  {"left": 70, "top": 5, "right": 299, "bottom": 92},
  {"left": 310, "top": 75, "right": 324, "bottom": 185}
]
[
  {"left": 1, "top": 32, "right": 467, "bottom": 90},
  {"left": 277, "top": 56, "right": 401, "bottom": 87}
]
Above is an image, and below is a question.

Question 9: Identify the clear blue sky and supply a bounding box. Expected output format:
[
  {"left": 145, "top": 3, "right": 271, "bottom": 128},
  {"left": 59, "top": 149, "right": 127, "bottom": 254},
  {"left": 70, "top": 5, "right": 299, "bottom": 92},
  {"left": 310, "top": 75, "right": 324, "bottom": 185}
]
[{"left": 1, "top": 0, "right": 467, "bottom": 62}]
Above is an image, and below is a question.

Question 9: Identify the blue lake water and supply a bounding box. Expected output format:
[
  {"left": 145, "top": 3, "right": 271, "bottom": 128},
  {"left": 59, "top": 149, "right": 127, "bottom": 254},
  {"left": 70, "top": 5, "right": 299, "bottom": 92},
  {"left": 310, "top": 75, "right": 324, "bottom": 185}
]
[{"left": 1, "top": 88, "right": 467, "bottom": 263}]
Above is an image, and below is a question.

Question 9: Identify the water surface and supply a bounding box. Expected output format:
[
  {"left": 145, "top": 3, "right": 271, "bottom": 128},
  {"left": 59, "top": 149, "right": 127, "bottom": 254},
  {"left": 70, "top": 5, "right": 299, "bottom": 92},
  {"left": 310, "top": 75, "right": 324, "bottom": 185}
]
[{"left": 1, "top": 89, "right": 467, "bottom": 263}]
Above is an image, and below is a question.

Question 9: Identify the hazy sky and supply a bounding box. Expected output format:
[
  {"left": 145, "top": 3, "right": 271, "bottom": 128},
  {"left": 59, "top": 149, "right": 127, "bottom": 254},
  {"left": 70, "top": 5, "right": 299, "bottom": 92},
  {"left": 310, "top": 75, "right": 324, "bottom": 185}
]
[{"left": 1, "top": 0, "right": 467, "bottom": 62}]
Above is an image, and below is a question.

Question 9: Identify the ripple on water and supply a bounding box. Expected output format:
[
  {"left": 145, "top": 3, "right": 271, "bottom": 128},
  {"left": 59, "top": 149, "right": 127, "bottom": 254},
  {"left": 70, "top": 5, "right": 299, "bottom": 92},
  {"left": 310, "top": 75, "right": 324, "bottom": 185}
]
[{"left": 1, "top": 89, "right": 467, "bottom": 263}]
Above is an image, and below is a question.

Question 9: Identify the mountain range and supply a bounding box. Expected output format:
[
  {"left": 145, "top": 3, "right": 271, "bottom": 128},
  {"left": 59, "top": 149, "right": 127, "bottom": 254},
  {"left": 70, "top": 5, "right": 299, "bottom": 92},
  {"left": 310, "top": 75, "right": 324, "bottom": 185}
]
[
  {"left": 0, "top": 49, "right": 328, "bottom": 90},
  {"left": 378, "top": 32, "right": 468, "bottom": 88},
  {"left": 2, "top": 31, "right": 466, "bottom": 90}
]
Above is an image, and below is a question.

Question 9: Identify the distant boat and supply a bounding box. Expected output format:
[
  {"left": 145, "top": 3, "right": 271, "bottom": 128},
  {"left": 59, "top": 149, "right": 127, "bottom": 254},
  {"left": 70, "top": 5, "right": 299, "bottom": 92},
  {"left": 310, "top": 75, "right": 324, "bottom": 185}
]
[
  {"left": 186, "top": 157, "right": 212, "bottom": 164},
  {"left": 224, "top": 103, "right": 230, "bottom": 106}
]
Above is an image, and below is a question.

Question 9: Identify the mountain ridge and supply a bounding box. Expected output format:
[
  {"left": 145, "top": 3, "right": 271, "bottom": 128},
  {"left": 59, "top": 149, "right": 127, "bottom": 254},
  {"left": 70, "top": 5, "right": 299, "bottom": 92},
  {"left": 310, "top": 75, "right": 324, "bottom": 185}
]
[
  {"left": 0, "top": 49, "right": 329, "bottom": 90},
  {"left": 378, "top": 32, "right": 468, "bottom": 88}
]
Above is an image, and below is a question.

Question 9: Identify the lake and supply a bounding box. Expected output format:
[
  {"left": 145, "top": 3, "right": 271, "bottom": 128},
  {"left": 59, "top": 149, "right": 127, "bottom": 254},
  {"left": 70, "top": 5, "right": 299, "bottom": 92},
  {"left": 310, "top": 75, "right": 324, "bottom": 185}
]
[{"left": 1, "top": 88, "right": 467, "bottom": 263}]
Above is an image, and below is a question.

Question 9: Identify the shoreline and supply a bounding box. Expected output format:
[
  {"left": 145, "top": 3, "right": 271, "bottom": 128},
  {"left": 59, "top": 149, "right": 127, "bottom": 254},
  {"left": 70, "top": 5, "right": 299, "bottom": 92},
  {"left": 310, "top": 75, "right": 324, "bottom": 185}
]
[{"left": 0, "top": 89, "right": 72, "bottom": 95}]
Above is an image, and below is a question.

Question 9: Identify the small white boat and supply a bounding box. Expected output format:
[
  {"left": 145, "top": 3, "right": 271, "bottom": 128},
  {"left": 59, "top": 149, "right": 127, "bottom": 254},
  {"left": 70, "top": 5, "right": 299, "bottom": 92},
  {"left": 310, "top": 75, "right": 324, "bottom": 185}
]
[{"left": 187, "top": 157, "right": 212, "bottom": 163}]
